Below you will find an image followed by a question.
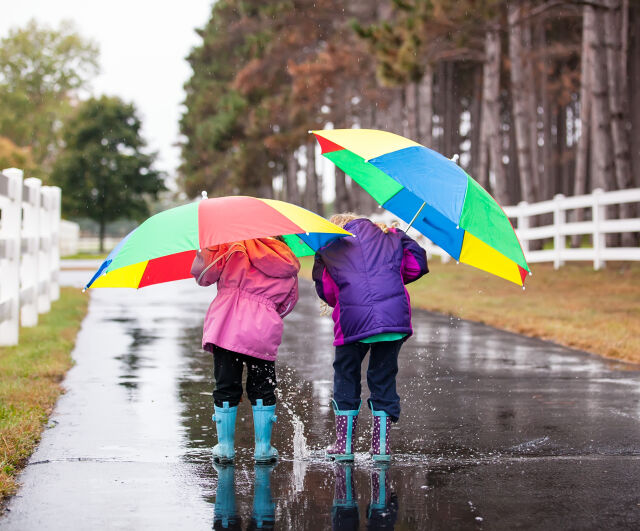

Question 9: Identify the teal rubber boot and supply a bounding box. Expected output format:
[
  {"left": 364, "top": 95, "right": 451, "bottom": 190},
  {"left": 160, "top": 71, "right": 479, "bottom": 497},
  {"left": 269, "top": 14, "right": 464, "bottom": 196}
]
[
  {"left": 369, "top": 400, "right": 391, "bottom": 462},
  {"left": 368, "top": 464, "right": 389, "bottom": 514},
  {"left": 212, "top": 463, "right": 238, "bottom": 528},
  {"left": 251, "top": 464, "right": 276, "bottom": 528},
  {"left": 252, "top": 399, "right": 278, "bottom": 463},
  {"left": 212, "top": 401, "right": 238, "bottom": 464},
  {"left": 326, "top": 399, "right": 361, "bottom": 462},
  {"left": 367, "top": 463, "right": 398, "bottom": 526},
  {"left": 331, "top": 464, "right": 359, "bottom": 528}
]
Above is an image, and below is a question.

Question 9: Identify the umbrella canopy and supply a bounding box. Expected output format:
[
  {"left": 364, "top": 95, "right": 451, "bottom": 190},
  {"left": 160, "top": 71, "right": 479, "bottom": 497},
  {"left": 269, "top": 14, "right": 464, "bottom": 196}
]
[
  {"left": 85, "top": 195, "right": 351, "bottom": 289},
  {"left": 312, "top": 129, "right": 530, "bottom": 286}
]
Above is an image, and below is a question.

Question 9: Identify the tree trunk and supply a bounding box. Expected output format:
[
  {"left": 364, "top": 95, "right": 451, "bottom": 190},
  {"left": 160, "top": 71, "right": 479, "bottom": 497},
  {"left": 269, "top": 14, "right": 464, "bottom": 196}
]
[
  {"left": 258, "top": 181, "right": 273, "bottom": 199},
  {"left": 434, "top": 61, "right": 446, "bottom": 153},
  {"left": 588, "top": 5, "right": 615, "bottom": 192},
  {"left": 555, "top": 104, "right": 567, "bottom": 196},
  {"left": 538, "top": 17, "right": 554, "bottom": 200},
  {"left": 604, "top": 0, "right": 635, "bottom": 245},
  {"left": 418, "top": 64, "right": 433, "bottom": 147},
  {"left": 405, "top": 81, "right": 419, "bottom": 140},
  {"left": 588, "top": 5, "right": 619, "bottom": 245},
  {"left": 305, "top": 139, "right": 321, "bottom": 214},
  {"left": 629, "top": 2, "right": 640, "bottom": 187},
  {"left": 286, "top": 152, "right": 300, "bottom": 205},
  {"left": 522, "top": 12, "right": 541, "bottom": 200},
  {"left": 508, "top": 4, "right": 537, "bottom": 203},
  {"left": 99, "top": 218, "right": 106, "bottom": 254},
  {"left": 507, "top": 107, "right": 521, "bottom": 204},
  {"left": 574, "top": 6, "right": 592, "bottom": 198},
  {"left": 444, "top": 61, "right": 455, "bottom": 156},
  {"left": 573, "top": 7, "right": 592, "bottom": 247},
  {"left": 334, "top": 168, "right": 351, "bottom": 213},
  {"left": 479, "top": 27, "right": 507, "bottom": 204},
  {"left": 470, "top": 64, "right": 483, "bottom": 179}
]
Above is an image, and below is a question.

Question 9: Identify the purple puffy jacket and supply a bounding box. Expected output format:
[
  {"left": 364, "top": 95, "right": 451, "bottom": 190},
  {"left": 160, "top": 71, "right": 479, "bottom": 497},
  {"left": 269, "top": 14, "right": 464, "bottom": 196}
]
[{"left": 312, "top": 218, "right": 428, "bottom": 346}]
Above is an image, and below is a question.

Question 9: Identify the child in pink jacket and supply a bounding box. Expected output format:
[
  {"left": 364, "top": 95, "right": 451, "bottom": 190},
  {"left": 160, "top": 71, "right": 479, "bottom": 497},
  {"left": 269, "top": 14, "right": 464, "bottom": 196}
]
[{"left": 191, "top": 237, "right": 300, "bottom": 464}]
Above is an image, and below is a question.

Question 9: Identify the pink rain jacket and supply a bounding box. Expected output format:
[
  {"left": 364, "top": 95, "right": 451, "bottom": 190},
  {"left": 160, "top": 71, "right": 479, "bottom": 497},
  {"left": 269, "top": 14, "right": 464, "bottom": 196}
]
[{"left": 190, "top": 238, "right": 300, "bottom": 361}]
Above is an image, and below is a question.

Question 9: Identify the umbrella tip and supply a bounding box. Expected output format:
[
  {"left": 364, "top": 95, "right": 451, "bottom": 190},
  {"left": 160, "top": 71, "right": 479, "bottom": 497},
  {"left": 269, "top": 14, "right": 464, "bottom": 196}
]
[
  {"left": 308, "top": 130, "right": 313, "bottom": 134},
  {"left": 451, "top": 154, "right": 460, "bottom": 164},
  {"left": 201, "top": 191, "right": 208, "bottom": 200},
  {"left": 529, "top": 271, "right": 533, "bottom": 276},
  {"left": 82, "top": 287, "right": 86, "bottom": 293},
  {"left": 522, "top": 286, "right": 526, "bottom": 291}
]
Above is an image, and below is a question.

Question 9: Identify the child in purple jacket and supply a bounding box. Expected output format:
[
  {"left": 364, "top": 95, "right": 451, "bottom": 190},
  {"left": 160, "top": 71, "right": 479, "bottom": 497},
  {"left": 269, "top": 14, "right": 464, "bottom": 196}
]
[{"left": 312, "top": 213, "right": 428, "bottom": 461}]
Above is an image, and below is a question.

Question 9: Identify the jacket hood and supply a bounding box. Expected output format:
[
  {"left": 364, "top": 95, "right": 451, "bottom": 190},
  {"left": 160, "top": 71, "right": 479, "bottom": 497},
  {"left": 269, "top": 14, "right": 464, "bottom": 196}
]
[{"left": 244, "top": 238, "right": 300, "bottom": 278}]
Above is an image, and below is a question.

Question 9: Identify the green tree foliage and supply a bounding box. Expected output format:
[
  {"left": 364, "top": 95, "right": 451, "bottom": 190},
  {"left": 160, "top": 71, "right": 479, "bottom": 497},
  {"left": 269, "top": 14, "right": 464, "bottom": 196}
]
[
  {"left": 52, "top": 96, "right": 165, "bottom": 251},
  {"left": 180, "top": 1, "right": 251, "bottom": 197},
  {"left": 0, "top": 20, "right": 99, "bottom": 176}
]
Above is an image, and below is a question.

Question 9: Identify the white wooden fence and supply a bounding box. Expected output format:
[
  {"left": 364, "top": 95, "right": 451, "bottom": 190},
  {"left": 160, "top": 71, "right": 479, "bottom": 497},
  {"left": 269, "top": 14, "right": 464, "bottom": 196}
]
[
  {"left": 0, "top": 168, "right": 61, "bottom": 346},
  {"left": 373, "top": 187, "right": 640, "bottom": 270}
]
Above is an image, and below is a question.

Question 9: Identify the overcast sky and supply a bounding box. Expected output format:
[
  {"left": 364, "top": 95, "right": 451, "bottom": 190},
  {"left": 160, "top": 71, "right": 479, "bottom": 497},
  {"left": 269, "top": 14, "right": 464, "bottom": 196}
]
[{"left": 1, "top": 1, "right": 213, "bottom": 183}]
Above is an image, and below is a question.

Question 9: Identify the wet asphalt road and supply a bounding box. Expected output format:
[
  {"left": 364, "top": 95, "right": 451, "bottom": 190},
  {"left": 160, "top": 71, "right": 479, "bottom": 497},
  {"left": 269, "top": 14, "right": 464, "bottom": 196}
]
[{"left": 1, "top": 269, "right": 640, "bottom": 530}]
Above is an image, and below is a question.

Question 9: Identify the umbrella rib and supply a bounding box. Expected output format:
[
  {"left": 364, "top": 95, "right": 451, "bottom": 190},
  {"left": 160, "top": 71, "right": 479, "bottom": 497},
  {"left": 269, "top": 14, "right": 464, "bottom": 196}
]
[{"left": 406, "top": 201, "right": 427, "bottom": 232}]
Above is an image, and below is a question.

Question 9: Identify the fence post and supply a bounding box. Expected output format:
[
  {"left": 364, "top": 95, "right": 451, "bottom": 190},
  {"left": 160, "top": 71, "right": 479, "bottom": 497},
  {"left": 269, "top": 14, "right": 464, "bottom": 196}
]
[
  {"left": 49, "top": 186, "right": 61, "bottom": 301},
  {"left": 0, "top": 168, "right": 23, "bottom": 346},
  {"left": 517, "top": 201, "right": 529, "bottom": 255},
  {"left": 553, "top": 194, "right": 565, "bottom": 269},
  {"left": 593, "top": 188, "right": 606, "bottom": 270},
  {"left": 21, "top": 177, "right": 41, "bottom": 327},
  {"left": 37, "top": 186, "right": 52, "bottom": 314}
]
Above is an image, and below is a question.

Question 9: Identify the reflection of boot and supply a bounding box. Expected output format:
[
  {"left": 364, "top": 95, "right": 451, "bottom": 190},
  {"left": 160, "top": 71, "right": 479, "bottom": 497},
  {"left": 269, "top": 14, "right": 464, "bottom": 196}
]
[
  {"left": 212, "top": 401, "right": 238, "bottom": 463},
  {"left": 326, "top": 399, "right": 361, "bottom": 462},
  {"left": 213, "top": 463, "right": 241, "bottom": 530},
  {"left": 331, "top": 464, "right": 359, "bottom": 531},
  {"left": 250, "top": 464, "right": 276, "bottom": 529},
  {"left": 366, "top": 464, "right": 398, "bottom": 529},
  {"left": 369, "top": 400, "right": 391, "bottom": 462},
  {"left": 252, "top": 399, "right": 278, "bottom": 463}
]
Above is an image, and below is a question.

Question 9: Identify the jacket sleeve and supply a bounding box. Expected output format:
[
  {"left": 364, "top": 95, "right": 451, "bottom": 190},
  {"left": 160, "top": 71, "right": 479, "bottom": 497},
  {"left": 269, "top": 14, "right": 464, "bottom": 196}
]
[
  {"left": 190, "top": 245, "right": 227, "bottom": 286},
  {"left": 277, "top": 279, "right": 299, "bottom": 318},
  {"left": 312, "top": 253, "right": 338, "bottom": 307},
  {"left": 396, "top": 229, "right": 429, "bottom": 284}
]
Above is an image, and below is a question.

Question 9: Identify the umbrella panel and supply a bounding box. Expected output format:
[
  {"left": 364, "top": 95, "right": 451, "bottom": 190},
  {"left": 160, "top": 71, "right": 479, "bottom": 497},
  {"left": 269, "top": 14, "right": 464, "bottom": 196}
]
[{"left": 321, "top": 139, "right": 529, "bottom": 285}]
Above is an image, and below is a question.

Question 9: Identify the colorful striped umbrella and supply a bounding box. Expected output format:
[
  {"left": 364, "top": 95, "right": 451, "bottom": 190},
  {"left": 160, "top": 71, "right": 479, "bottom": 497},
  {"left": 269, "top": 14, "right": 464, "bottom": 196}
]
[
  {"left": 85, "top": 196, "right": 351, "bottom": 289},
  {"left": 312, "top": 129, "right": 530, "bottom": 286}
]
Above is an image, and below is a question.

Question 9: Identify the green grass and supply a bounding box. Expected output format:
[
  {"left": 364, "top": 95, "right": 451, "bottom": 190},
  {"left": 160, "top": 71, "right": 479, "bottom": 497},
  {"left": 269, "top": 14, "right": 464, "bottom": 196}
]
[
  {"left": 0, "top": 288, "right": 89, "bottom": 504},
  {"left": 299, "top": 257, "right": 640, "bottom": 364},
  {"left": 61, "top": 252, "right": 108, "bottom": 261}
]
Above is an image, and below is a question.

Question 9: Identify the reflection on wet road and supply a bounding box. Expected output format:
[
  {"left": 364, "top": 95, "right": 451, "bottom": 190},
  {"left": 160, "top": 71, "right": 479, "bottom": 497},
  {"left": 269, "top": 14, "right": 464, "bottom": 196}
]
[{"left": 2, "top": 273, "right": 640, "bottom": 529}]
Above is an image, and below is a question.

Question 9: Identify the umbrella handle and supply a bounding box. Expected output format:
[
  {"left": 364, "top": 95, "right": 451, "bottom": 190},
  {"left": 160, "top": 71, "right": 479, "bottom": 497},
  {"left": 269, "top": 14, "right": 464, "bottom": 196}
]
[{"left": 406, "top": 202, "right": 426, "bottom": 232}]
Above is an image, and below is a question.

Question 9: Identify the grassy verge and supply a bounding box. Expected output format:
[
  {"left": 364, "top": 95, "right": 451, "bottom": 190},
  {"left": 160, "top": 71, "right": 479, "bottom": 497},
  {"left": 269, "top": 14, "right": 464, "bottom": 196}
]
[
  {"left": 61, "top": 252, "right": 108, "bottom": 261},
  {"left": 0, "top": 288, "right": 89, "bottom": 504},
  {"left": 299, "top": 257, "right": 640, "bottom": 364}
]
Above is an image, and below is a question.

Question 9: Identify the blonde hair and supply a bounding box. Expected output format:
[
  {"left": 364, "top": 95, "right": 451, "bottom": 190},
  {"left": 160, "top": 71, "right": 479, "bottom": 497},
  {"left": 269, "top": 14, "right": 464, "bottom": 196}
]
[
  {"left": 329, "top": 212, "right": 390, "bottom": 233},
  {"left": 329, "top": 212, "right": 358, "bottom": 228}
]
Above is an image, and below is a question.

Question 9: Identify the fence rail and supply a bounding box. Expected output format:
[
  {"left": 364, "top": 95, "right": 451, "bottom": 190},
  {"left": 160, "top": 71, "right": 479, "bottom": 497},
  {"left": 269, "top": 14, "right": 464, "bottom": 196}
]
[
  {"left": 0, "top": 168, "right": 61, "bottom": 346},
  {"left": 372, "top": 187, "right": 640, "bottom": 270}
]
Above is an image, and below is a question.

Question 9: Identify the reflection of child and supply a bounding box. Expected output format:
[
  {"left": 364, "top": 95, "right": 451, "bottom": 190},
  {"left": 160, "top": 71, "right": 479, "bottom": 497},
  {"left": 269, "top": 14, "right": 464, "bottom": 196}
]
[
  {"left": 313, "top": 214, "right": 428, "bottom": 461},
  {"left": 191, "top": 238, "right": 300, "bottom": 463}
]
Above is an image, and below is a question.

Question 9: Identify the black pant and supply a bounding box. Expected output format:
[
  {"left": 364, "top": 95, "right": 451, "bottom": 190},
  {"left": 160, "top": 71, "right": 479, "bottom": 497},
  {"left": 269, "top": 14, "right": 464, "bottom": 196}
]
[
  {"left": 333, "top": 339, "right": 403, "bottom": 421},
  {"left": 212, "top": 345, "right": 277, "bottom": 407}
]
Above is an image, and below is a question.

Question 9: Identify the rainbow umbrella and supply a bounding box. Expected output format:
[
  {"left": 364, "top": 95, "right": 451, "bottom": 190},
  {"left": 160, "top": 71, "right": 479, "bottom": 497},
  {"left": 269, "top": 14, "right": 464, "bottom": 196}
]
[
  {"left": 85, "top": 196, "right": 351, "bottom": 289},
  {"left": 312, "top": 129, "right": 530, "bottom": 286}
]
